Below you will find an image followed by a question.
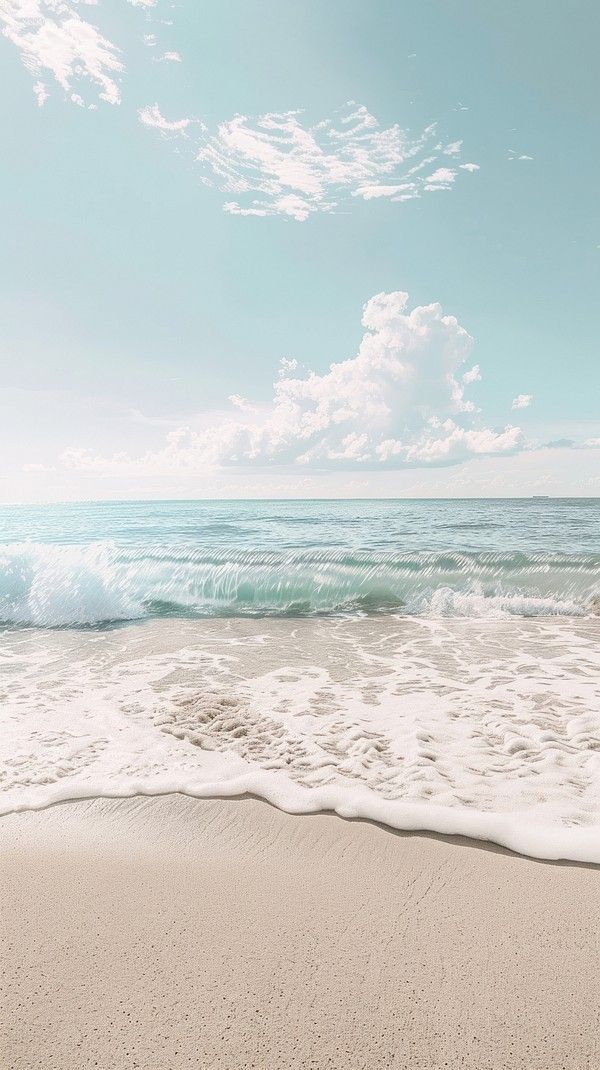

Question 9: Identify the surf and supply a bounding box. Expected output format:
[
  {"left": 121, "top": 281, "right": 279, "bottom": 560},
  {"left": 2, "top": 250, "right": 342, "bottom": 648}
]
[{"left": 0, "top": 541, "right": 598, "bottom": 626}]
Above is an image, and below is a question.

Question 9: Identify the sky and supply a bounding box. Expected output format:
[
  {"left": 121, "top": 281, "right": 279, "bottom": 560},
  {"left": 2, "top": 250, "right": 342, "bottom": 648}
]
[{"left": 1, "top": 0, "right": 599, "bottom": 501}]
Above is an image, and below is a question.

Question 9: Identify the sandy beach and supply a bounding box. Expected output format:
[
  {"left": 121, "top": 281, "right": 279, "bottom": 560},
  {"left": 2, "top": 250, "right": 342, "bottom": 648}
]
[
  {"left": 1, "top": 794, "right": 599, "bottom": 1070},
  {"left": 3, "top": 0, "right": 600, "bottom": 1059}
]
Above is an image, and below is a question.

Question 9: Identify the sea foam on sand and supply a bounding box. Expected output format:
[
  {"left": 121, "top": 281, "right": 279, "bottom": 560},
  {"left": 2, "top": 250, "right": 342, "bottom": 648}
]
[{"left": 1, "top": 616, "right": 599, "bottom": 862}]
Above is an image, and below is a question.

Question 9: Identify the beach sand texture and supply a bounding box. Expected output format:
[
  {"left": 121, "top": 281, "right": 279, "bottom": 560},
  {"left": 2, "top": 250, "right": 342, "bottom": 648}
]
[{"left": 2, "top": 794, "right": 599, "bottom": 1070}]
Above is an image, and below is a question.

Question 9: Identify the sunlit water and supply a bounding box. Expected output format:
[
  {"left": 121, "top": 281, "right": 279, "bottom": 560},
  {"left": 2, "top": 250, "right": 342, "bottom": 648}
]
[
  {"left": 1, "top": 498, "right": 599, "bottom": 624},
  {"left": 1, "top": 499, "right": 599, "bottom": 861}
]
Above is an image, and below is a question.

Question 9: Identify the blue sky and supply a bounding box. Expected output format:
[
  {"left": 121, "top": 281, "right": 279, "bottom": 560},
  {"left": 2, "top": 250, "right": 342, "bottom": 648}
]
[{"left": 1, "top": 0, "right": 598, "bottom": 500}]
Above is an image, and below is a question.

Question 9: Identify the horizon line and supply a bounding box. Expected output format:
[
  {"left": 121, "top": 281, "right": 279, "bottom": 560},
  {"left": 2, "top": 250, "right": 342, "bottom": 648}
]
[{"left": 2, "top": 495, "right": 600, "bottom": 508}]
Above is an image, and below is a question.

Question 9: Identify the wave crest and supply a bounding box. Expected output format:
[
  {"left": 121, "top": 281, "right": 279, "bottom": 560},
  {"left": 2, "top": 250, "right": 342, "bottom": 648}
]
[{"left": 0, "top": 542, "right": 598, "bottom": 627}]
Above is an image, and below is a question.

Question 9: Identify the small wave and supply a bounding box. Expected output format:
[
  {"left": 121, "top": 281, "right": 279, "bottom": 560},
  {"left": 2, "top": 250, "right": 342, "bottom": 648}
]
[
  {"left": 0, "top": 542, "right": 599, "bottom": 627},
  {"left": 423, "top": 586, "right": 585, "bottom": 618}
]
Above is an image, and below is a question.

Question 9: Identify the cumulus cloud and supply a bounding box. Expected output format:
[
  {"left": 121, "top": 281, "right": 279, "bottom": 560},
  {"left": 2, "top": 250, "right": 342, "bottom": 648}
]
[
  {"left": 32, "top": 78, "right": 48, "bottom": 105},
  {"left": 512, "top": 393, "right": 533, "bottom": 410},
  {"left": 278, "top": 358, "right": 298, "bottom": 376},
  {"left": 462, "top": 364, "right": 481, "bottom": 384},
  {"left": 138, "top": 101, "right": 479, "bottom": 221},
  {"left": 228, "top": 394, "right": 257, "bottom": 414},
  {"left": 0, "top": 0, "right": 124, "bottom": 106},
  {"left": 59, "top": 291, "right": 523, "bottom": 477}
]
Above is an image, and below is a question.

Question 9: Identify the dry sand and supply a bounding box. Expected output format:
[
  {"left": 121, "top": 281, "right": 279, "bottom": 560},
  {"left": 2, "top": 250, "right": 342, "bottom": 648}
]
[{"left": 1, "top": 794, "right": 599, "bottom": 1070}]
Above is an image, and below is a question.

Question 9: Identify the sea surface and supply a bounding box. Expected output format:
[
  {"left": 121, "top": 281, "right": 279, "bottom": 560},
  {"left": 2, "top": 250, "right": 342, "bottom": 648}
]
[
  {"left": 1, "top": 499, "right": 599, "bottom": 862},
  {"left": 1, "top": 497, "right": 599, "bottom": 625}
]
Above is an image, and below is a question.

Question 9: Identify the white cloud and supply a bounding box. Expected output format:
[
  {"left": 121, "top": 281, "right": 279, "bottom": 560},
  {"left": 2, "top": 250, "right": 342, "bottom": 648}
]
[
  {"left": 462, "top": 364, "right": 481, "bottom": 384},
  {"left": 157, "top": 49, "right": 181, "bottom": 62},
  {"left": 58, "top": 291, "right": 523, "bottom": 477},
  {"left": 0, "top": 0, "right": 124, "bottom": 106},
  {"left": 512, "top": 393, "right": 533, "bottom": 410},
  {"left": 138, "top": 103, "right": 194, "bottom": 133},
  {"left": 32, "top": 78, "right": 48, "bottom": 105},
  {"left": 277, "top": 358, "right": 299, "bottom": 380},
  {"left": 423, "top": 166, "right": 456, "bottom": 191},
  {"left": 228, "top": 394, "right": 257, "bottom": 414},
  {"left": 22, "top": 461, "right": 56, "bottom": 472},
  {"left": 139, "top": 101, "right": 479, "bottom": 221},
  {"left": 460, "top": 162, "right": 480, "bottom": 172},
  {"left": 352, "top": 183, "right": 415, "bottom": 200}
]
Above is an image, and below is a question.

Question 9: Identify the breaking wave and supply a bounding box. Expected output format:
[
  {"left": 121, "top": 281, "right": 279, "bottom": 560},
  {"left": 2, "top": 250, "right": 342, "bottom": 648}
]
[{"left": 1, "top": 542, "right": 598, "bottom": 626}]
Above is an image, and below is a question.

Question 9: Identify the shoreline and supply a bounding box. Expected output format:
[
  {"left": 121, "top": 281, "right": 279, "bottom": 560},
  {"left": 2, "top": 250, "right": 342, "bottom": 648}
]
[
  {"left": 4, "top": 615, "right": 600, "bottom": 867},
  {"left": 4, "top": 788, "right": 600, "bottom": 869},
  {"left": 2, "top": 793, "right": 599, "bottom": 1069}
]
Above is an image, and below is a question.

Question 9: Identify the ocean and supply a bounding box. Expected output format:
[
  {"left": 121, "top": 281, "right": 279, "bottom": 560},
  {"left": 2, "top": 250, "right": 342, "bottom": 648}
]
[
  {"left": 1, "top": 497, "right": 599, "bottom": 624},
  {"left": 1, "top": 498, "right": 599, "bottom": 861}
]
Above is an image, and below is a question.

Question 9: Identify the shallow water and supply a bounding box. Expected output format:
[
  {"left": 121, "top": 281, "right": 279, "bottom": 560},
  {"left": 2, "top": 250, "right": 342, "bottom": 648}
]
[
  {"left": 2, "top": 499, "right": 599, "bottom": 860},
  {"left": 2, "top": 615, "right": 599, "bottom": 862}
]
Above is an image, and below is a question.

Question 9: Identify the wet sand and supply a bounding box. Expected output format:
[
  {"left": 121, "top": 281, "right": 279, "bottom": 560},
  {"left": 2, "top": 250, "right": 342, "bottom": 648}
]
[{"left": 1, "top": 794, "right": 599, "bottom": 1069}]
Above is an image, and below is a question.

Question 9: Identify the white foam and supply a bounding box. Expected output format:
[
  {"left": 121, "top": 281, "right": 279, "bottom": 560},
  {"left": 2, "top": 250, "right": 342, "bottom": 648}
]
[
  {"left": 1, "top": 617, "right": 599, "bottom": 862},
  {"left": 0, "top": 542, "right": 597, "bottom": 624},
  {"left": 0, "top": 543, "right": 144, "bottom": 626},
  {"left": 424, "top": 584, "right": 583, "bottom": 618}
]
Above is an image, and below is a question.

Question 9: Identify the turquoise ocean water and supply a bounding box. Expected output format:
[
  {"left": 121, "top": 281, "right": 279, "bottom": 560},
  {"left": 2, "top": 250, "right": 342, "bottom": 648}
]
[
  {"left": 2, "top": 498, "right": 600, "bottom": 861},
  {"left": 0, "top": 498, "right": 598, "bottom": 625}
]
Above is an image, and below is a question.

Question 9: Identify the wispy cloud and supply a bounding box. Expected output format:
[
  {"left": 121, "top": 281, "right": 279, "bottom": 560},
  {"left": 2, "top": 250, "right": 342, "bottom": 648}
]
[
  {"left": 0, "top": 0, "right": 124, "bottom": 106},
  {"left": 0, "top": 0, "right": 172, "bottom": 107},
  {"left": 155, "top": 49, "right": 181, "bottom": 62},
  {"left": 139, "top": 103, "right": 193, "bottom": 132},
  {"left": 139, "top": 102, "right": 479, "bottom": 221},
  {"left": 57, "top": 290, "right": 523, "bottom": 477},
  {"left": 423, "top": 166, "right": 457, "bottom": 191},
  {"left": 512, "top": 393, "right": 533, "bottom": 410},
  {"left": 3, "top": 16, "right": 476, "bottom": 225}
]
